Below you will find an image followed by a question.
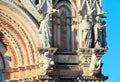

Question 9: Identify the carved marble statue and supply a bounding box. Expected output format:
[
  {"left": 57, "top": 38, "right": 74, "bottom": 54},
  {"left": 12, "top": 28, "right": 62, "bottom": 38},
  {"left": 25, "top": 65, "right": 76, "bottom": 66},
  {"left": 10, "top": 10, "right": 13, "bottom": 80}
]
[
  {"left": 90, "top": 49, "right": 102, "bottom": 76},
  {"left": 39, "top": 14, "right": 52, "bottom": 48},
  {"left": 38, "top": 0, "right": 59, "bottom": 48},
  {"left": 81, "top": 15, "right": 93, "bottom": 48},
  {"left": 93, "top": 16, "right": 103, "bottom": 48}
]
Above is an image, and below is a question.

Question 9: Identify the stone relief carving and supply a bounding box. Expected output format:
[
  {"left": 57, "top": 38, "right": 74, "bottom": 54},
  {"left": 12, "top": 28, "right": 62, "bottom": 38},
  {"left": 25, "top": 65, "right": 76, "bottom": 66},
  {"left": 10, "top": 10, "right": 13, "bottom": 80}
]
[
  {"left": 40, "top": 51, "right": 54, "bottom": 75},
  {"left": 90, "top": 49, "right": 102, "bottom": 76}
]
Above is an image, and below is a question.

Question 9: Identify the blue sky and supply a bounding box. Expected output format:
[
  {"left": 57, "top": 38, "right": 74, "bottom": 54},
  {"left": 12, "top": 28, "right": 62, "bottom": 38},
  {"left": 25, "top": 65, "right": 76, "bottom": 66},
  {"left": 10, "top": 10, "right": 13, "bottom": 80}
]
[{"left": 102, "top": 0, "right": 120, "bottom": 82}]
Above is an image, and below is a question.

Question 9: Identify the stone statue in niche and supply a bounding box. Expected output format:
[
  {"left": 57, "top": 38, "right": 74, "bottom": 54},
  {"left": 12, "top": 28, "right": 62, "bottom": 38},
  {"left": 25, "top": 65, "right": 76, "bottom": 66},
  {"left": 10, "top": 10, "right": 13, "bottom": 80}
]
[
  {"left": 93, "top": 15, "right": 103, "bottom": 48},
  {"left": 38, "top": 0, "right": 59, "bottom": 48},
  {"left": 90, "top": 49, "right": 102, "bottom": 76},
  {"left": 81, "top": 15, "right": 93, "bottom": 48}
]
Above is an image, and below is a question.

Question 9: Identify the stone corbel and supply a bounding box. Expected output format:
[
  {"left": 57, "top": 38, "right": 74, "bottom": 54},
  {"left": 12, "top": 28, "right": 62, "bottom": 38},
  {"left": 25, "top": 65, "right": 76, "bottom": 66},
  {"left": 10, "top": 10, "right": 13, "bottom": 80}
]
[
  {"left": 39, "top": 48, "right": 58, "bottom": 65},
  {"left": 39, "top": 48, "right": 58, "bottom": 75}
]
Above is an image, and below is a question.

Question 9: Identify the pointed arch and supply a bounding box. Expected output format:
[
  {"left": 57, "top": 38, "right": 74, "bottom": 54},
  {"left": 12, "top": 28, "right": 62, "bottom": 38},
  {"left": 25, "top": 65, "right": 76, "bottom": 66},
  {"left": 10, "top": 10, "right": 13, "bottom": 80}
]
[{"left": 52, "top": 1, "right": 75, "bottom": 51}]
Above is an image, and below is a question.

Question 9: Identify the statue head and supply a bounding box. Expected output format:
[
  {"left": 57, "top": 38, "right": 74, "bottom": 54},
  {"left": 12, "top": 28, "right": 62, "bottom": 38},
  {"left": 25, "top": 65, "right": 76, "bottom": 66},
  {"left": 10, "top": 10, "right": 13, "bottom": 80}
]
[{"left": 95, "top": 15, "right": 100, "bottom": 22}]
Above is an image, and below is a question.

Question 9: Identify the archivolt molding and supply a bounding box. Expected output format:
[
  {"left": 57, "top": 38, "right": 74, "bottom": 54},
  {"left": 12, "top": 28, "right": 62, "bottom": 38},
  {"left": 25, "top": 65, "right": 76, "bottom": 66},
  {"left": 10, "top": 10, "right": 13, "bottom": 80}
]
[
  {"left": 0, "top": 18, "right": 27, "bottom": 67},
  {"left": 0, "top": 11, "right": 33, "bottom": 65},
  {"left": 0, "top": 35, "right": 18, "bottom": 68},
  {"left": 0, "top": 1, "right": 41, "bottom": 66},
  {"left": 0, "top": 0, "right": 41, "bottom": 48}
]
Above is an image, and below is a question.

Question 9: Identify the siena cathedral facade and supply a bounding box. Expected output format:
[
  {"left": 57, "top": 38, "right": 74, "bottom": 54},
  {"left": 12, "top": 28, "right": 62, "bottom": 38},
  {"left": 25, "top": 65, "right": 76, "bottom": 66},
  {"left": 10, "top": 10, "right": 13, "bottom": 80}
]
[{"left": 0, "top": 0, "right": 108, "bottom": 82}]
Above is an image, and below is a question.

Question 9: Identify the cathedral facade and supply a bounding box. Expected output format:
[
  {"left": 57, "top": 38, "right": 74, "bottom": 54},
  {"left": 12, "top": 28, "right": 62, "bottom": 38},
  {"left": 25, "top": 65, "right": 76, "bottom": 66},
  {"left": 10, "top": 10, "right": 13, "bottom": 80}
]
[{"left": 0, "top": 0, "right": 108, "bottom": 82}]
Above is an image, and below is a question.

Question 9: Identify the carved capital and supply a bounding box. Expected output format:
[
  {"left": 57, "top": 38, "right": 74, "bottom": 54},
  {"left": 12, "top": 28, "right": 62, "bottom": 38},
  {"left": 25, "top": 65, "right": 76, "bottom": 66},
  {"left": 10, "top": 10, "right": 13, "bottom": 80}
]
[
  {"left": 77, "top": 48, "right": 92, "bottom": 55},
  {"left": 39, "top": 48, "right": 58, "bottom": 54}
]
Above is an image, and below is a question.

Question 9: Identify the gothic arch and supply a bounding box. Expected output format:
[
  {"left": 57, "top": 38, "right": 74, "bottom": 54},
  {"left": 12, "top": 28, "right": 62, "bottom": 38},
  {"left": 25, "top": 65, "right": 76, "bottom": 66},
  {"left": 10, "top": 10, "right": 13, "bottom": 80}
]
[
  {"left": 52, "top": 1, "right": 76, "bottom": 51},
  {"left": 54, "top": 1, "right": 75, "bottom": 17}
]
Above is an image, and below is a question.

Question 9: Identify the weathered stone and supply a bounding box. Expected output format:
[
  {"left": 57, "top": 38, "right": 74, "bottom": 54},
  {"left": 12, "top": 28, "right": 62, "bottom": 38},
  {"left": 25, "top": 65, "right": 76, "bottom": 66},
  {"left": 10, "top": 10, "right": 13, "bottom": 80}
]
[{"left": 0, "top": 0, "right": 108, "bottom": 82}]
